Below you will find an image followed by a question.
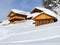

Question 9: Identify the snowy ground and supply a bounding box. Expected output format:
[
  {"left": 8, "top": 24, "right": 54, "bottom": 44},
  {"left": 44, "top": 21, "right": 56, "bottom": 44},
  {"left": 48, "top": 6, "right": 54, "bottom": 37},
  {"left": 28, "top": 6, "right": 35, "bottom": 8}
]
[{"left": 0, "top": 15, "right": 60, "bottom": 45}]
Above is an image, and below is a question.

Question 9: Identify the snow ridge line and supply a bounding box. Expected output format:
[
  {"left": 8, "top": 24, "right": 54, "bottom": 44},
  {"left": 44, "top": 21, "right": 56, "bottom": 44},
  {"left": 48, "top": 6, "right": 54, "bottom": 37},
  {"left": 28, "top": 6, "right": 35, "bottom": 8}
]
[
  {"left": 0, "top": 26, "right": 60, "bottom": 41},
  {"left": 9, "top": 26, "right": 60, "bottom": 36},
  {"left": 0, "top": 35, "right": 60, "bottom": 43}
]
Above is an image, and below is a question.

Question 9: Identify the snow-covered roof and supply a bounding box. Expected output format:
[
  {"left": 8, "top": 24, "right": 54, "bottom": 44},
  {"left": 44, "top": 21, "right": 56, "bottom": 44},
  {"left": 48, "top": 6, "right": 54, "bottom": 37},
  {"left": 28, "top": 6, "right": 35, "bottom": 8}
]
[
  {"left": 11, "top": 7, "right": 57, "bottom": 18},
  {"left": 11, "top": 9, "right": 26, "bottom": 15},
  {"left": 11, "top": 9, "right": 32, "bottom": 17},
  {"left": 30, "top": 12, "right": 43, "bottom": 18},
  {"left": 25, "top": 12, "right": 42, "bottom": 18},
  {"left": 32, "top": 7, "right": 57, "bottom": 18},
  {"left": 25, "top": 12, "right": 32, "bottom": 18}
]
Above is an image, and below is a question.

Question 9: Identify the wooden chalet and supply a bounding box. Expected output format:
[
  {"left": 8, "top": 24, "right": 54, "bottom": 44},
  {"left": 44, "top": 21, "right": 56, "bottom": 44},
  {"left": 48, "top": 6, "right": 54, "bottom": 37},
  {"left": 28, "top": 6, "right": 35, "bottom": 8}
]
[
  {"left": 32, "top": 7, "right": 57, "bottom": 26},
  {"left": 32, "top": 13, "right": 57, "bottom": 26},
  {"left": 8, "top": 9, "right": 27, "bottom": 23}
]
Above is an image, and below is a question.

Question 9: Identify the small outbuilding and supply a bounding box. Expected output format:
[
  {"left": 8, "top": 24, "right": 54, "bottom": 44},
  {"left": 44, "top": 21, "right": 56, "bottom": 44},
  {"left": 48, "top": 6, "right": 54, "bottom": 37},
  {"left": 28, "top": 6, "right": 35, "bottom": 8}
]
[{"left": 8, "top": 9, "right": 27, "bottom": 23}]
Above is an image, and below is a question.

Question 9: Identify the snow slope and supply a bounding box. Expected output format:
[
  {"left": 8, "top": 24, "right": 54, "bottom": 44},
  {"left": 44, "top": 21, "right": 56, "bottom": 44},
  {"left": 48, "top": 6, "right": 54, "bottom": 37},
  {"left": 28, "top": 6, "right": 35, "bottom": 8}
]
[
  {"left": 0, "top": 18, "right": 60, "bottom": 45},
  {"left": 0, "top": 16, "right": 59, "bottom": 39},
  {"left": 0, "top": 10, "right": 60, "bottom": 45}
]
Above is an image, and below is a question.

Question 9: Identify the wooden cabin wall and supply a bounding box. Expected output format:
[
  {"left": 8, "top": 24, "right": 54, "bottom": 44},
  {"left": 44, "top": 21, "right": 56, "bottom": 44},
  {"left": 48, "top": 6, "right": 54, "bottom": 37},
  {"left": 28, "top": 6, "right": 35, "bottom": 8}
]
[
  {"left": 33, "top": 13, "right": 54, "bottom": 20},
  {"left": 9, "top": 19, "right": 25, "bottom": 23},
  {"left": 35, "top": 19, "right": 54, "bottom": 26},
  {"left": 8, "top": 15, "right": 26, "bottom": 21}
]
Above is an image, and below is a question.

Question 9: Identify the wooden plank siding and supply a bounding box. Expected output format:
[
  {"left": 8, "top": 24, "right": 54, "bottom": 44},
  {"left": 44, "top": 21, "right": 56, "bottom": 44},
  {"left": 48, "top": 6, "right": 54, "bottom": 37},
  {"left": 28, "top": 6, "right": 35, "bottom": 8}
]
[
  {"left": 9, "top": 15, "right": 26, "bottom": 20},
  {"left": 33, "top": 13, "right": 55, "bottom": 20},
  {"left": 9, "top": 19, "right": 26, "bottom": 23},
  {"left": 8, "top": 11, "right": 15, "bottom": 17},
  {"left": 35, "top": 19, "right": 54, "bottom": 26}
]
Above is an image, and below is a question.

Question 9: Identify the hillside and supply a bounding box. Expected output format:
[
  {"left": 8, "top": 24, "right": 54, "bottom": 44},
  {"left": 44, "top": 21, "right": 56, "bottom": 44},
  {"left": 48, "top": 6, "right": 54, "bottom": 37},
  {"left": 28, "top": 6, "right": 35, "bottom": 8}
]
[{"left": 0, "top": 7, "right": 60, "bottom": 45}]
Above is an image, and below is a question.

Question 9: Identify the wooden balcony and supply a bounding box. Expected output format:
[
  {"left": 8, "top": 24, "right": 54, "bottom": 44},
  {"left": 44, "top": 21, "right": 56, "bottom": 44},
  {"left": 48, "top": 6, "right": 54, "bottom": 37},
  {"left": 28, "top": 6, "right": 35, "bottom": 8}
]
[{"left": 8, "top": 16, "right": 26, "bottom": 20}]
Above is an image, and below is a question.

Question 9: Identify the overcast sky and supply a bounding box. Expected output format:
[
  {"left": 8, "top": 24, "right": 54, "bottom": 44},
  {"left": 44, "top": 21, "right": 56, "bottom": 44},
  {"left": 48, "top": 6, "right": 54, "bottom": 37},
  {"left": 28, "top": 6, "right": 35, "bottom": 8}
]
[{"left": 0, "top": 0, "right": 43, "bottom": 21}]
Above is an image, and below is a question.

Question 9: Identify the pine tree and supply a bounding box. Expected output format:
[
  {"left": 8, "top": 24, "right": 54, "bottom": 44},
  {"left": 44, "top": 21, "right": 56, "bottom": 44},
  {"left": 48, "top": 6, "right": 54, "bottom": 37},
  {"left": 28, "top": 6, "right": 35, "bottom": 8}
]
[
  {"left": 43, "top": 0, "right": 52, "bottom": 9},
  {"left": 43, "top": 0, "right": 60, "bottom": 9},
  {"left": 43, "top": 0, "right": 60, "bottom": 15}
]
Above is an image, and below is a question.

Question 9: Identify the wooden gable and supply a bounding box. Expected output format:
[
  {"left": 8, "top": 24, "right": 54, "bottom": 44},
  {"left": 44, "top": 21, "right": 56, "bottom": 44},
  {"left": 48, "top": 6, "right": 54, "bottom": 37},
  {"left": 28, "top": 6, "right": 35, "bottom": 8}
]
[
  {"left": 8, "top": 11, "right": 15, "bottom": 17},
  {"left": 31, "top": 8, "right": 43, "bottom": 13},
  {"left": 8, "top": 11, "right": 27, "bottom": 17},
  {"left": 33, "top": 13, "right": 56, "bottom": 20}
]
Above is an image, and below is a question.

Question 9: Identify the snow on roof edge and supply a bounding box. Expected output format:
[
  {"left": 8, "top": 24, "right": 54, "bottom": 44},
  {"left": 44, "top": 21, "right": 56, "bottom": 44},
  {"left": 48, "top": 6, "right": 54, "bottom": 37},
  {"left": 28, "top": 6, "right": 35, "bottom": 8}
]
[
  {"left": 11, "top": 9, "right": 32, "bottom": 17},
  {"left": 11, "top": 9, "right": 27, "bottom": 15},
  {"left": 10, "top": 7, "right": 57, "bottom": 18},
  {"left": 32, "top": 7, "right": 57, "bottom": 18}
]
